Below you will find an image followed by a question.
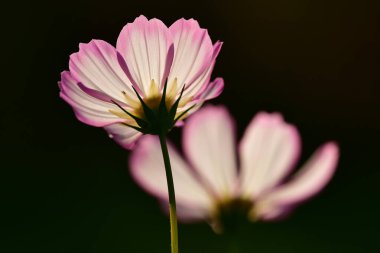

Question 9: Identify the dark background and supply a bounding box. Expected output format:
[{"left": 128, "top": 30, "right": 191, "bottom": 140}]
[{"left": 1, "top": 0, "right": 379, "bottom": 252}]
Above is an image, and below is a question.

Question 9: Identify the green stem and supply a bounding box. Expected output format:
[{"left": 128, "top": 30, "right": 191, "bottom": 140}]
[{"left": 159, "top": 132, "right": 179, "bottom": 253}]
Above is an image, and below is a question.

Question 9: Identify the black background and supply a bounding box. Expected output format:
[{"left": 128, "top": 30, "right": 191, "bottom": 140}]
[{"left": 1, "top": 0, "right": 380, "bottom": 252}]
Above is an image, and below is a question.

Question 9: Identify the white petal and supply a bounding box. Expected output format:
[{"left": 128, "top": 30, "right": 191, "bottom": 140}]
[
  {"left": 59, "top": 71, "right": 124, "bottom": 127},
  {"left": 129, "top": 135, "right": 214, "bottom": 212},
  {"left": 239, "top": 112, "right": 301, "bottom": 199},
  {"left": 251, "top": 203, "right": 293, "bottom": 221},
  {"left": 104, "top": 123, "right": 142, "bottom": 150},
  {"left": 195, "top": 77, "right": 224, "bottom": 101},
  {"left": 183, "top": 105, "right": 238, "bottom": 199},
  {"left": 182, "top": 42, "right": 223, "bottom": 99},
  {"left": 172, "top": 76, "right": 223, "bottom": 122},
  {"left": 69, "top": 40, "right": 134, "bottom": 102},
  {"left": 117, "top": 15, "right": 173, "bottom": 96},
  {"left": 261, "top": 142, "right": 339, "bottom": 206},
  {"left": 168, "top": 18, "right": 214, "bottom": 93}
]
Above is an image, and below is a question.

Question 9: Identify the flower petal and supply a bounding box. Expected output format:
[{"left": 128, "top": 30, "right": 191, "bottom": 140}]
[
  {"left": 183, "top": 105, "right": 238, "bottom": 199},
  {"left": 129, "top": 135, "right": 214, "bottom": 212},
  {"left": 117, "top": 15, "right": 173, "bottom": 96},
  {"left": 183, "top": 41, "right": 223, "bottom": 99},
  {"left": 195, "top": 77, "right": 224, "bottom": 101},
  {"left": 77, "top": 82, "right": 127, "bottom": 106},
  {"left": 260, "top": 142, "right": 339, "bottom": 206},
  {"left": 103, "top": 123, "right": 142, "bottom": 150},
  {"left": 69, "top": 40, "right": 134, "bottom": 102},
  {"left": 172, "top": 76, "right": 223, "bottom": 123},
  {"left": 168, "top": 18, "right": 214, "bottom": 93},
  {"left": 252, "top": 204, "right": 293, "bottom": 221},
  {"left": 239, "top": 112, "right": 301, "bottom": 199},
  {"left": 172, "top": 76, "right": 223, "bottom": 126},
  {"left": 59, "top": 71, "right": 125, "bottom": 127}
]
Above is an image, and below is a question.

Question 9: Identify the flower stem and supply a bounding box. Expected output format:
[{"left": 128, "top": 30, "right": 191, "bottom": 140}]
[{"left": 159, "top": 132, "right": 179, "bottom": 253}]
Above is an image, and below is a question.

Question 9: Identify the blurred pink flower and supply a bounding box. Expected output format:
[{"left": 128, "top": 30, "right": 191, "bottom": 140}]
[
  {"left": 59, "top": 15, "right": 223, "bottom": 148},
  {"left": 130, "top": 105, "right": 339, "bottom": 231}
]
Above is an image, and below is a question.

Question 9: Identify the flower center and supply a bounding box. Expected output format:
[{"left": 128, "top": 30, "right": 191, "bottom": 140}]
[
  {"left": 109, "top": 78, "right": 193, "bottom": 135},
  {"left": 132, "top": 78, "right": 179, "bottom": 119},
  {"left": 133, "top": 93, "right": 175, "bottom": 120},
  {"left": 211, "top": 198, "right": 254, "bottom": 233}
]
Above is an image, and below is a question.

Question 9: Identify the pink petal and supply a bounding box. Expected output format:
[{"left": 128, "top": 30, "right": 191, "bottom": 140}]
[
  {"left": 117, "top": 44, "right": 174, "bottom": 95},
  {"left": 166, "top": 76, "right": 223, "bottom": 122},
  {"left": 116, "top": 15, "right": 173, "bottom": 96},
  {"left": 116, "top": 52, "right": 142, "bottom": 95},
  {"left": 174, "top": 75, "right": 223, "bottom": 118},
  {"left": 253, "top": 204, "right": 294, "bottom": 221},
  {"left": 239, "top": 112, "right": 301, "bottom": 199},
  {"left": 69, "top": 40, "right": 134, "bottom": 102},
  {"left": 168, "top": 18, "right": 214, "bottom": 93},
  {"left": 183, "top": 41, "right": 223, "bottom": 99},
  {"left": 170, "top": 101, "right": 201, "bottom": 124},
  {"left": 103, "top": 123, "right": 142, "bottom": 150},
  {"left": 261, "top": 142, "right": 339, "bottom": 206},
  {"left": 77, "top": 82, "right": 127, "bottom": 106},
  {"left": 59, "top": 71, "right": 125, "bottom": 127},
  {"left": 162, "top": 44, "right": 175, "bottom": 89},
  {"left": 183, "top": 105, "right": 238, "bottom": 199},
  {"left": 129, "top": 135, "right": 214, "bottom": 212},
  {"left": 195, "top": 77, "right": 224, "bottom": 101}
]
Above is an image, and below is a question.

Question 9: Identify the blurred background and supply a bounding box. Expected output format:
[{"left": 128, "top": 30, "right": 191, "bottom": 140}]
[{"left": 1, "top": 0, "right": 379, "bottom": 252}]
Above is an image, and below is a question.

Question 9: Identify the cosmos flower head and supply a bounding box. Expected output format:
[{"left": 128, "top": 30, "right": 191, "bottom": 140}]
[
  {"left": 130, "top": 105, "right": 340, "bottom": 232},
  {"left": 59, "top": 15, "right": 223, "bottom": 148}
]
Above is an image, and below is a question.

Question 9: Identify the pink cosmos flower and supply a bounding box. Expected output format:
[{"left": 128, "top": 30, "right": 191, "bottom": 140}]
[
  {"left": 59, "top": 15, "right": 223, "bottom": 149},
  {"left": 130, "top": 105, "right": 339, "bottom": 231}
]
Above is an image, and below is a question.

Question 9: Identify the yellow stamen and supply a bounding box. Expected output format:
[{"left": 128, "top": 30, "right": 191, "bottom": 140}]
[
  {"left": 178, "top": 95, "right": 192, "bottom": 107},
  {"left": 109, "top": 109, "right": 132, "bottom": 120},
  {"left": 149, "top": 79, "right": 160, "bottom": 97},
  {"left": 112, "top": 78, "right": 191, "bottom": 122},
  {"left": 122, "top": 91, "right": 140, "bottom": 108},
  {"left": 108, "top": 109, "right": 140, "bottom": 127},
  {"left": 166, "top": 78, "right": 178, "bottom": 102}
]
